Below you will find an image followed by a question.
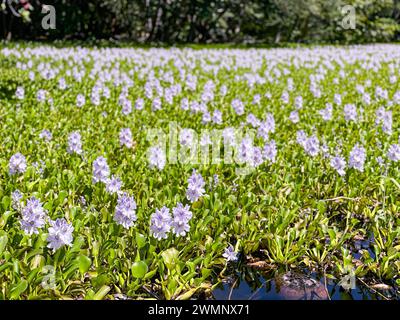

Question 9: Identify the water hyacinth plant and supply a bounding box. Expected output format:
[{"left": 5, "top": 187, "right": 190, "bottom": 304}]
[{"left": 0, "top": 44, "right": 400, "bottom": 300}]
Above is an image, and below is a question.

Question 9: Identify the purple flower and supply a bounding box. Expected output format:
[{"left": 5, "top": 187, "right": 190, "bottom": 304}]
[
  {"left": 349, "top": 144, "right": 366, "bottom": 172},
  {"left": 121, "top": 99, "right": 132, "bottom": 115},
  {"left": 330, "top": 155, "right": 346, "bottom": 176},
  {"left": 249, "top": 146, "right": 264, "bottom": 167},
  {"left": 92, "top": 156, "right": 110, "bottom": 183},
  {"left": 135, "top": 98, "right": 144, "bottom": 110},
  {"left": 76, "top": 94, "right": 85, "bottom": 107},
  {"left": 304, "top": 135, "right": 320, "bottom": 157},
  {"left": 186, "top": 170, "right": 205, "bottom": 202},
  {"left": 212, "top": 110, "right": 223, "bottom": 124},
  {"left": 388, "top": 144, "right": 400, "bottom": 162},
  {"left": 232, "top": 99, "right": 244, "bottom": 115},
  {"left": 36, "top": 89, "right": 47, "bottom": 103},
  {"left": 39, "top": 129, "right": 52, "bottom": 142},
  {"left": 344, "top": 104, "right": 357, "bottom": 122},
  {"left": 114, "top": 193, "right": 137, "bottom": 229},
  {"left": 382, "top": 111, "right": 392, "bottom": 135},
  {"left": 257, "top": 114, "right": 275, "bottom": 140},
  {"left": 152, "top": 97, "right": 162, "bottom": 111},
  {"left": 16, "top": 86, "right": 25, "bottom": 100},
  {"left": 247, "top": 113, "right": 259, "bottom": 128},
  {"left": 47, "top": 218, "right": 74, "bottom": 251},
  {"left": 67, "top": 131, "right": 82, "bottom": 155},
  {"left": 334, "top": 93, "right": 342, "bottom": 105},
  {"left": 223, "top": 127, "right": 236, "bottom": 146},
  {"left": 289, "top": 110, "right": 299, "bottom": 123},
  {"left": 296, "top": 130, "right": 307, "bottom": 147},
  {"left": 222, "top": 245, "right": 238, "bottom": 262},
  {"left": 59, "top": 78, "right": 67, "bottom": 90},
  {"left": 9, "top": 153, "right": 27, "bottom": 175},
  {"left": 172, "top": 202, "right": 192, "bottom": 221},
  {"left": 119, "top": 128, "right": 133, "bottom": 148},
  {"left": 179, "top": 129, "right": 194, "bottom": 146},
  {"left": 20, "top": 197, "right": 48, "bottom": 235},
  {"left": 237, "top": 137, "right": 254, "bottom": 164},
  {"left": 319, "top": 103, "right": 333, "bottom": 121},
  {"left": 148, "top": 146, "right": 166, "bottom": 170},
  {"left": 295, "top": 95, "right": 303, "bottom": 109},
  {"left": 106, "top": 175, "right": 123, "bottom": 194},
  {"left": 171, "top": 203, "right": 192, "bottom": 237},
  {"left": 11, "top": 189, "right": 23, "bottom": 211},
  {"left": 263, "top": 140, "right": 277, "bottom": 163},
  {"left": 150, "top": 206, "right": 172, "bottom": 240}
]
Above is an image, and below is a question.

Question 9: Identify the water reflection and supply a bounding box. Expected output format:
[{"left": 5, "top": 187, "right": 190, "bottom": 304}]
[{"left": 212, "top": 268, "right": 394, "bottom": 300}]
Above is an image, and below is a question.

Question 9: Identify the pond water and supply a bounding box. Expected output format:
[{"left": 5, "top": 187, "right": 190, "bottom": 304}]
[{"left": 212, "top": 268, "right": 397, "bottom": 300}]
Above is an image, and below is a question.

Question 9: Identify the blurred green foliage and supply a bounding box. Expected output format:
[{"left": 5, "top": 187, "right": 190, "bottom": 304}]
[{"left": 1, "top": 1, "right": 400, "bottom": 43}]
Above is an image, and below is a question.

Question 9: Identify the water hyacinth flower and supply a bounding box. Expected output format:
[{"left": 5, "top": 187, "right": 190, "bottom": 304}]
[
  {"left": 388, "top": 144, "right": 400, "bottom": 162},
  {"left": 11, "top": 189, "right": 23, "bottom": 211},
  {"left": 135, "top": 98, "right": 144, "bottom": 110},
  {"left": 330, "top": 155, "right": 346, "bottom": 176},
  {"left": 9, "top": 153, "right": 27, "bottom": 175},
  {"left": 20, "top": 197, "right": 48, "bottom": 235},
  {"left": 222, "top": 127, "right": 237, "bottom": 146},
  {"left": 121, "top": 99, "right": 132, "bottom": 115},
  {"left": 223, "top": 245, "right": 238, "bottom": 262},
  {"left": 231, "top": 98, "right": 244, "bottom": 115},
  {"left": 319, "top": 103, "right": 333, "bottom": 121},
  {"left": 16, "top": 86, "right": 25, "bottom": 100},
  {"left": 296, "top": 130, "right": 307, "bottom": 147},
  {"left": 106, "top": 175, "right": 123, "bottom": 195},
  {"left": 148, "top": 146, "right": 166, "bottom": 170},
  {"left": 114, "top": 193, "right": 137, "bottom": 229},
  {"left": 47, "top": 218, "right": 74, "bottom": 251},
  {"left": 39, "top": 129, "right": 52, "bottom": 142},
  {"left": 382, "top": 111, "right": 392, "bottom": 135},
  {"left": 263, "top": 140, "right": 277, "bottom": 163},
  {"left": 119, "top": 128, "right": 133, "bottom": 148},
  {"left": 249, "top": 146, "right": 264, "bottom": 167},
  {"left": 237, "top": 137, "right": 254, "bottom": 164},
  {"left": 67, "top": 131, "right": 82, "bottom": 155},
  {"left": 76, "top": 94, "right": 85, "bottom": 107},
  {"left": 186, "top": 170, "right": 205, "bottom": 202},
  {"left": 246, "top": 113, "right": 259, "bottom": 128},
  {"left": 171, "top": 203, "right": 193, "bottom": 237},
  {"left": 349, "top": 144, "right": 366, "bottom": 172},
  {"left": 344, "top": 104, "right": 357, "bottom": 122},
  {"left": 92, "top": 156, "right": 110, "bottom": 183},
  {"left": 179, "top": 129, "right": 194, "bottom": 146},
  {"left": 36, "top": 89, "right": 47, "bottom": 102},
  {"left": 152, "top": 97, "right": 162, "bottom": 111},
  {"left": 304, "top": 135, "right": 320, "bottom": 157},
  {"left": 289, "top": 110, "right": 299, "bottom": 123},
  {"left": 212, "top": 110, "right": 223, "bottom": 125},
  {"left": 58, "top": 77, "right": 67, "bottom": 90},
  {"left": 150, "top": 206, "right": 172, "bottom": 240}
]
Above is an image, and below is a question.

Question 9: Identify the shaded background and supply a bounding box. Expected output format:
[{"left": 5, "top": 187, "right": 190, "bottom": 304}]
[{"left": 1, "top": 0, "right": 400, "bottom": 44}]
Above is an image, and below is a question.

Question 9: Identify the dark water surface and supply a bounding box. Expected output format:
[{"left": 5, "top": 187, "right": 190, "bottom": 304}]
[{"left": 212, "top": 268, "right": 398, "bottom": 300}]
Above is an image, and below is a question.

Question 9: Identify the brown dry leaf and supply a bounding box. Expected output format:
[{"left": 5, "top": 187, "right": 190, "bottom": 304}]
[{"left": 246, "top": 261, "right": 273, "bottom": 270}]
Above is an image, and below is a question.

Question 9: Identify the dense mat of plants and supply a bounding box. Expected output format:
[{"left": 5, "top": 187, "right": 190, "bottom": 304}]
[{"left": 0, "top": 44, "right": 399, "bottom": 299}]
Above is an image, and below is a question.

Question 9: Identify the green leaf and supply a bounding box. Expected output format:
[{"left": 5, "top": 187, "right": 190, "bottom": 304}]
[
  {"left": 161, "top": 247, "right": 179, "bottom": 270},
  {"left": 10, "top": 280, "right": 28, "bottom": 300},
  {"left": 93, "top": 285, "right": 111, "bottom": 300},
  {"left": 0, "top": 233, "right": 8, "bottom": 256},
  {"left": 131, "top": 261, "right": 148, "bottom": 279},
  {"left": 135, "top": 233, "right": 146, "bottom": 249},
  {"left": 76, "top": 255, "right": 91, "bottom": 274}
]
